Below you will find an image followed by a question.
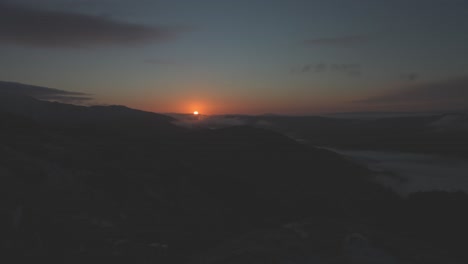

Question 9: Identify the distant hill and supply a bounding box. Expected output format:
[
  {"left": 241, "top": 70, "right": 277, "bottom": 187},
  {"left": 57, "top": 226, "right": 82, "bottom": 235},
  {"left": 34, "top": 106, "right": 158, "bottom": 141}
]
[
  {"left": 0, "top": 82, "right": 180, "bottom": 139},
  {"left": 178, "top": 113, "right": 468, "bottom": 158}
]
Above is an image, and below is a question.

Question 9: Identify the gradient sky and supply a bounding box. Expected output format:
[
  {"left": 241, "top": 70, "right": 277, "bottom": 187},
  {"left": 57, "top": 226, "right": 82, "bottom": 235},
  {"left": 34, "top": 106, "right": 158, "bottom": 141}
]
[{"left": 1, "top": 0, "right": 467, "bottom": 114}]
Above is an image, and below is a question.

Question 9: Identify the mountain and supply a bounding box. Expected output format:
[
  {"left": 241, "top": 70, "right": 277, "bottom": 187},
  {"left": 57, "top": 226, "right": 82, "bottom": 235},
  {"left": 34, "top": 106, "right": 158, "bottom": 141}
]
[
  {"left": 186, "top": 113, "right": 468, "bottom": 157},
  {"left": 1, "top": 84, "right": 468, "bottom": 262}
]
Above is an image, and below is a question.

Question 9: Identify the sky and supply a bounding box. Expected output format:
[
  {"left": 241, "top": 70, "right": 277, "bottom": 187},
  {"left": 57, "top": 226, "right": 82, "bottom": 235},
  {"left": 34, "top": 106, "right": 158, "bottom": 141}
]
[{"left": 0, "top": 0, "right": 467, "bottom": 114}]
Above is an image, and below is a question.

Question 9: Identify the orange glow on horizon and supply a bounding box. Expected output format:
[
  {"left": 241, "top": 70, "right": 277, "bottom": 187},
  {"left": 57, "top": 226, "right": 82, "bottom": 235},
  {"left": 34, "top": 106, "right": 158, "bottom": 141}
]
[
  {"left": 193, "top": 111, "right": 199, "bottom": 115},
  {"left": 125, "top": 92, "right": 360, "bottom": 115}
]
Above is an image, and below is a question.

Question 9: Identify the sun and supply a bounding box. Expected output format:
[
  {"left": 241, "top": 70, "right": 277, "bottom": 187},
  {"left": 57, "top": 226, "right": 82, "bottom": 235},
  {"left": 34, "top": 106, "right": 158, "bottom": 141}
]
[{"left": 193, "top": 111, "right": 199, "bottom": 115}]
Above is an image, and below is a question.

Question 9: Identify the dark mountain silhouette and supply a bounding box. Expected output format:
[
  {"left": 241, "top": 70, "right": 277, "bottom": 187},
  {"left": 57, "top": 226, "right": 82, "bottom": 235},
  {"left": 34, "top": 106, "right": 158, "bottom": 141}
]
[
  {"left": 0, "top": 80, "right": 92, "bottom": 103},
  {"left": 1, "top": 88, "right": 467, "bottom": 262},
  {"left": 191, "top": 114, "right": 468, "bottom": 158}
]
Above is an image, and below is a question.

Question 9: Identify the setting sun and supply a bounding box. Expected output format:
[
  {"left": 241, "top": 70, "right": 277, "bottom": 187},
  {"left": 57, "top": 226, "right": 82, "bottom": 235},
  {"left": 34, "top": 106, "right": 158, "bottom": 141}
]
[{"left": 193, "top": 111, "right": 199, "bottom": 115}]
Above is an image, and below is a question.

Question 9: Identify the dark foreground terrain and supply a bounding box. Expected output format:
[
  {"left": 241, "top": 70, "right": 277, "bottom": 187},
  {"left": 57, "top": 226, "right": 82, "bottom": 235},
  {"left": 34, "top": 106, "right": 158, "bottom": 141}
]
[{"left": 1, "top": 88, "right": 468, "bottom": 263}]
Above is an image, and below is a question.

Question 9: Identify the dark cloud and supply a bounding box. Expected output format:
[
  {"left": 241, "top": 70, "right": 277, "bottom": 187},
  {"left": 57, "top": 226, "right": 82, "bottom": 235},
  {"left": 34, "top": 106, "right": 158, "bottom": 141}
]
[
  {"left": 300, "top": 64, "right": 313, "bottom": 73},
  {"left": 304, "top": 34, "right": 375, "bottom": 47},
  {"left": 300, "top": 63, "right": 327, "bottom": 73},
  {"left": 330, "top": 64, "right": 362, "bottom": 76},
  {"left": 357, "top": 77, "right": 468, "bottom": 110},
  {"left": 295, "top": 63, "right": 361, "bottom": 76},
  {"left": 0, "top": 81, "right": 92, "bottom": 104},
  {"left": 0, "top": 2, "right": 185, "bottom": 48},
  {"left": 401, "top": 73, "right": 420, "bottom": 81},
  {"left": 144, "top": 58, "right": 175, "bottom": 65}
]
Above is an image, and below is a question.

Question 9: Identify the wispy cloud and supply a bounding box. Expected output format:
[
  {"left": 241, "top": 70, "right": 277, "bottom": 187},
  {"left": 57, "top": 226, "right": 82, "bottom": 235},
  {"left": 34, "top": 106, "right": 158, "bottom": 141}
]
[
  {"left": 304, "top": 33, "right": 376, "bottom": 47},
  {"left": 356, "top": 77, "right": 468, "bottom": 111},
  {"left": 0, "top": 2, "right": 187, "bottom": 48},
  {"left": 0, "top": 81, "right": 92, "bottom": 104},
  {"left": 300, "top": 63, "right": 327, "bottom": 73},
  {"left": 293, "top": 63, "right": 362, "bottom": 76},
  {"left": 144, "top": 58, "right": 176, "bottom": 65}
]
